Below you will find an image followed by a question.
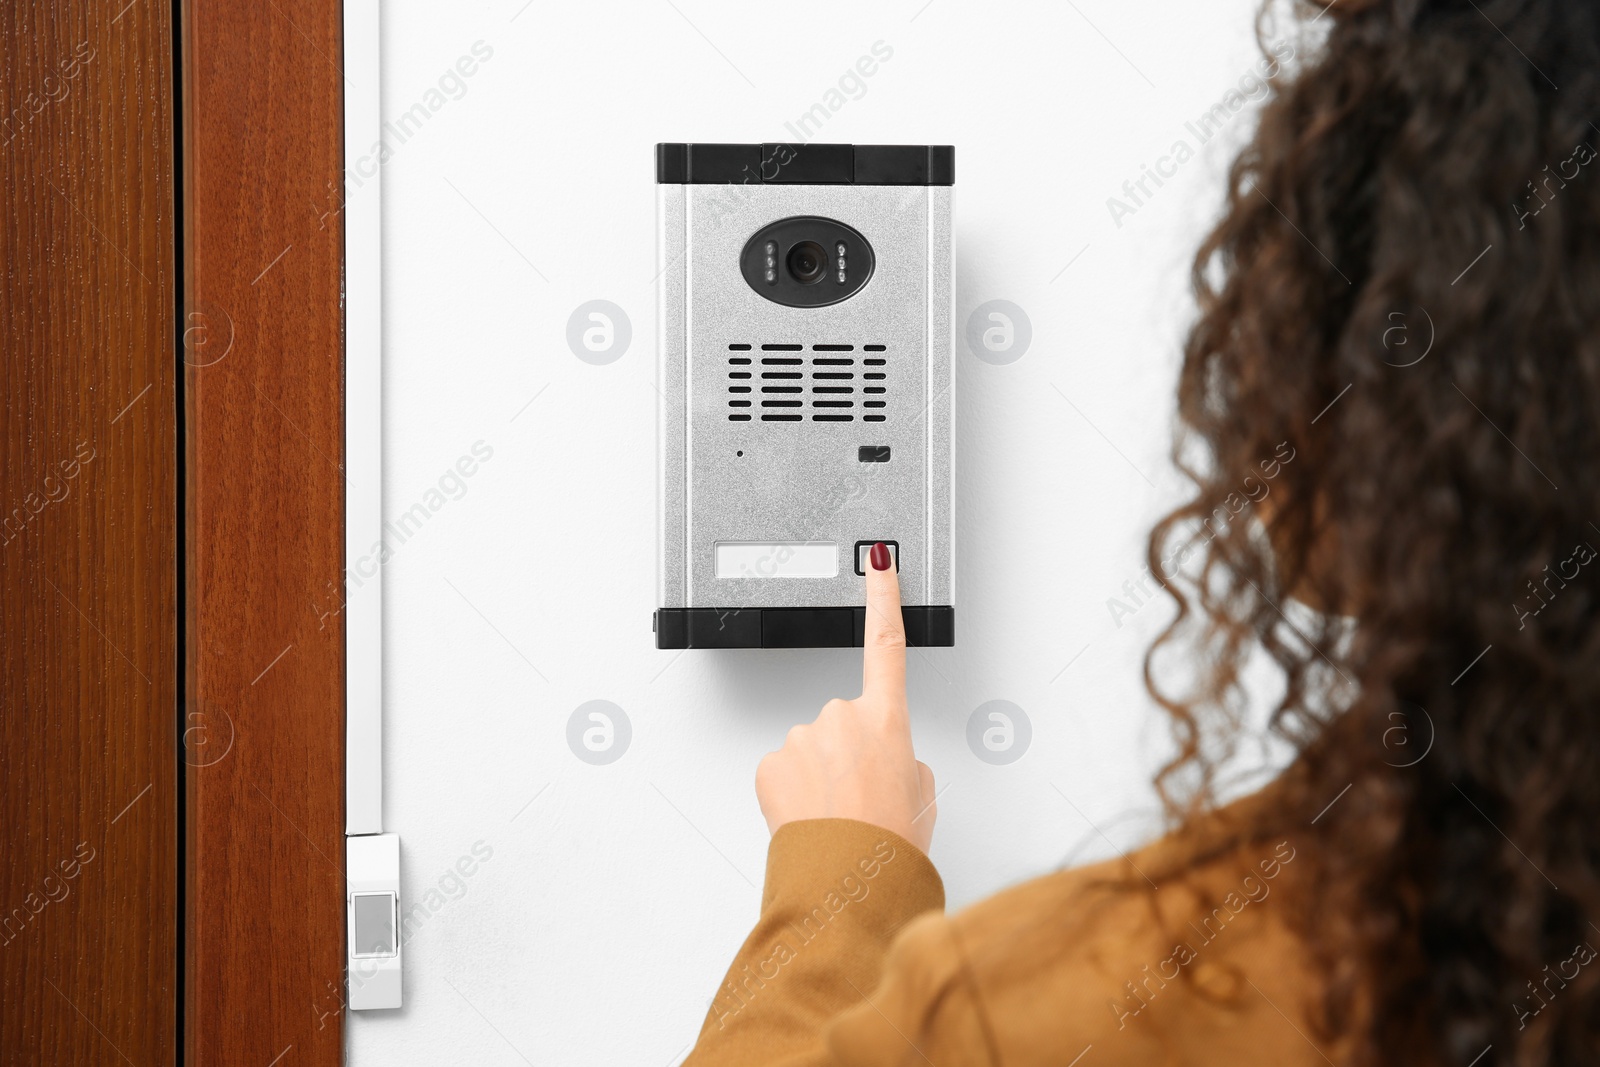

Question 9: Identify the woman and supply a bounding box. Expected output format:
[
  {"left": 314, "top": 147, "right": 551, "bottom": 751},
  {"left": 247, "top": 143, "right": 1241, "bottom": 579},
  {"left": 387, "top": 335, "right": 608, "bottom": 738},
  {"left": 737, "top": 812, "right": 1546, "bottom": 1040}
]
[{"left": 685, "top": 0, "right": 1600, "bottom": 1063}]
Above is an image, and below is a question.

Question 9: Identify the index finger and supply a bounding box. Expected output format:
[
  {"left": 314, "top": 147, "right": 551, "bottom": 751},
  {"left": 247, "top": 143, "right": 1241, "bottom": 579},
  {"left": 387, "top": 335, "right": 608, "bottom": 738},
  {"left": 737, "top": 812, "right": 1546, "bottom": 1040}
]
[{"left": 861, "top": 542, "right": 907, "bottom": 701}]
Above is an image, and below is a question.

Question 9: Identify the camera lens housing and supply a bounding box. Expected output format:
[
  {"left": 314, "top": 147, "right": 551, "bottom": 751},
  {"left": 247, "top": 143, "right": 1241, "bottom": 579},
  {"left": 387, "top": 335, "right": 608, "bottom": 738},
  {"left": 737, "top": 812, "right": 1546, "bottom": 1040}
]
[
  {"left": 786, "top": 241, "right": 828, "bottom": 285},
  {"left": 740, "top": 216, "right": 875, "bottom": 308}
]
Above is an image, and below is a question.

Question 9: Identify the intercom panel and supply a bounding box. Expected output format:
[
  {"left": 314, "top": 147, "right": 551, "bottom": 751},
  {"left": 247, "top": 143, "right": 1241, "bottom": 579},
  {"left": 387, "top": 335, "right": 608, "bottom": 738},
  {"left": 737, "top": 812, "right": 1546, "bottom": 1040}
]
[{"left": 654, "top": 142, "right": 955, "bottom": 649}]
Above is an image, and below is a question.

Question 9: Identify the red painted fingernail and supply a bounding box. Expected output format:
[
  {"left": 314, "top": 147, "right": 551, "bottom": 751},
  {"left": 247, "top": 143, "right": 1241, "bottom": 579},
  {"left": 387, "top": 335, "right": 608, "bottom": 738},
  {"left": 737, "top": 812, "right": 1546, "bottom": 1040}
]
[{"left": 870, "top": 542, "right": 891, "bottom": 571}]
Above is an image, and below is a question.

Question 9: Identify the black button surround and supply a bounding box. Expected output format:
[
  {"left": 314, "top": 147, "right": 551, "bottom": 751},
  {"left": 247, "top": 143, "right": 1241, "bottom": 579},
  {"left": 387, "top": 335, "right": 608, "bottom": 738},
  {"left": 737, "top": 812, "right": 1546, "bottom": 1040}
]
[{"left": 853, "top": 540, "right": 899, "bottom": 576}]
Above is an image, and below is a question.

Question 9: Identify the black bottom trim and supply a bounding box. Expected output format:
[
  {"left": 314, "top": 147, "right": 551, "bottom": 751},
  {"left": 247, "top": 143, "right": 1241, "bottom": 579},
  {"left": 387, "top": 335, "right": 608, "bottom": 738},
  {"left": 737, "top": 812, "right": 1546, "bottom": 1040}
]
[{"left": 654, "top": 606, "right": 954, "bottom": 649}]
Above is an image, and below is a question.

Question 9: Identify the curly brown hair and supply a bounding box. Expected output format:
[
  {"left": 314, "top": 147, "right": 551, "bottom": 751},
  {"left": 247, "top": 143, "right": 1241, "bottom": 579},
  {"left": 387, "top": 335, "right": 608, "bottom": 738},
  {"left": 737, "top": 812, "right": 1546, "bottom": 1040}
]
[{"left": 1146, "top": 0, "right": 1600, "bottom": 1063}]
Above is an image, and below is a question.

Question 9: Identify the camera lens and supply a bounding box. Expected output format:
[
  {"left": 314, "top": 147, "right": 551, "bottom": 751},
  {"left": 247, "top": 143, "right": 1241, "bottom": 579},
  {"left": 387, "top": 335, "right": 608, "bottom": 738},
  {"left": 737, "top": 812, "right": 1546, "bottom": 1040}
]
[{"left": 786, "top": 241, "right": 828, "bottom": 285}]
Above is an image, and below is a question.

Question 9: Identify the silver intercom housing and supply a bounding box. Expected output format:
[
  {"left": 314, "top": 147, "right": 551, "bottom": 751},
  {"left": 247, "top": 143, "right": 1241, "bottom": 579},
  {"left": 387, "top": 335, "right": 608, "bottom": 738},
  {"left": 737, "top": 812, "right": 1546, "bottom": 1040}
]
[{"left": 654, "top": 143, "right": 955, "bottom": 648}]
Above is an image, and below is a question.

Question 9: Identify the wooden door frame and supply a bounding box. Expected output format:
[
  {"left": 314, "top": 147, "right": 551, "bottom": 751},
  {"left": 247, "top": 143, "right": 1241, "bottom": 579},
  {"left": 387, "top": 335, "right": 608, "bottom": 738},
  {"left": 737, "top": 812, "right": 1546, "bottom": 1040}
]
[
  {"left": 182, "top": 0, "right": 351, "bottom": 1062},
  {"left": 3, "top": 1, "right": 355, "bottom": 1062},
  {"left": 1, "top": 2, "right": 179, "bottom": 1063}
]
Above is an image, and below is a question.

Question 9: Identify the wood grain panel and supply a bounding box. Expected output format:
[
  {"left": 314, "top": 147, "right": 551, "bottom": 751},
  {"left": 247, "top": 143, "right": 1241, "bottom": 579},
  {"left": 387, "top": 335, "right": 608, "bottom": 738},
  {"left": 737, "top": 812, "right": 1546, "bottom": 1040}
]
[
  {"left": 182, "top": 0, "right": 347, "bottom": 1063},
  {"left": 0, "top": 0, "right": 178, "bottom": 1064}
]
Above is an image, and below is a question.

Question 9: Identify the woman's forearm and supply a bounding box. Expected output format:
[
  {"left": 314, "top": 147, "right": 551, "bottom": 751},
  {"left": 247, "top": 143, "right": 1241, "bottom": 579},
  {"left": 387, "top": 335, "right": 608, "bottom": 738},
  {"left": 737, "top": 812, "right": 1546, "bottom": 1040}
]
[{"left": 684, "top": 819, "right": 947, "bottom": 1066}]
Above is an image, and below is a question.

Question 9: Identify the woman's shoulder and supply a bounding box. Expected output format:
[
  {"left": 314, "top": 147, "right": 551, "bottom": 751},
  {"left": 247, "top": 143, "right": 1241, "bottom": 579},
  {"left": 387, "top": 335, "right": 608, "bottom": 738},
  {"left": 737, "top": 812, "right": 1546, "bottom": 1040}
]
[{"left": 939, "top": 795, "right": 1329, "bottom": 1066}]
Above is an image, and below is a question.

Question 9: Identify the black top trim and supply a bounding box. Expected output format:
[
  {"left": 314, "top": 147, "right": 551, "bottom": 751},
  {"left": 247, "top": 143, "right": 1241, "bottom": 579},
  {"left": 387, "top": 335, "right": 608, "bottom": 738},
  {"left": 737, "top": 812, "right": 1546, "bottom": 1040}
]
[{"left": 656, "top": 143, "right": 954, "bottom": 186}]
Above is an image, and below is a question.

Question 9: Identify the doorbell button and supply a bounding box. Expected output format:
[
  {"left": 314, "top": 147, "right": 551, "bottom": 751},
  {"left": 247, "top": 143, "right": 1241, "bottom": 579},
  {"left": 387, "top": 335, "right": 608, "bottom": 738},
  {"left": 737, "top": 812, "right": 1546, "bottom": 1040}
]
[{"left": 854, "top": 540, "right": 898, "bottom": 576}]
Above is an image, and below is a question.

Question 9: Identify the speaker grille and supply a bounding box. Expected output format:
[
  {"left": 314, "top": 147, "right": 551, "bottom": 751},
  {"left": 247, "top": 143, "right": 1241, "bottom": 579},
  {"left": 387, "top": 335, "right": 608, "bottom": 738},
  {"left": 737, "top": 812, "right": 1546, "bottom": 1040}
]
[{"left": 726, "top": 343, "right": 888, "bottom": 423}]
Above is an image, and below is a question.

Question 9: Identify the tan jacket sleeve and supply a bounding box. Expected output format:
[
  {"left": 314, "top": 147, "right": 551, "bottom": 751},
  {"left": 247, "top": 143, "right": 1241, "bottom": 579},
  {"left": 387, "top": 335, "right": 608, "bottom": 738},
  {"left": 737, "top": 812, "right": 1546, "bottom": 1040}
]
[{"left": 683, "top": 818, "right": 994, "bottom": 1067}]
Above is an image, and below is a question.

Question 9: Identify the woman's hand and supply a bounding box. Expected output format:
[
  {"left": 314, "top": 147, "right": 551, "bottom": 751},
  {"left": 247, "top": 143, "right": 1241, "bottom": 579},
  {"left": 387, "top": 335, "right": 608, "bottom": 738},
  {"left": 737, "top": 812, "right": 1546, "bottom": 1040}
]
[{"left": 754, "top": 542, "right": 937, "bottom": 854}]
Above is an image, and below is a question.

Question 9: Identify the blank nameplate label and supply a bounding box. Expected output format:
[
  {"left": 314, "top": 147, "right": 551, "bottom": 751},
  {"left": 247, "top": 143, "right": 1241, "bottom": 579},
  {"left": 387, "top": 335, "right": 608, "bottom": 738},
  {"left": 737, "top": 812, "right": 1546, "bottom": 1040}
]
[{"left": 715, "top": 542, "right": 838, "bottom": 579}]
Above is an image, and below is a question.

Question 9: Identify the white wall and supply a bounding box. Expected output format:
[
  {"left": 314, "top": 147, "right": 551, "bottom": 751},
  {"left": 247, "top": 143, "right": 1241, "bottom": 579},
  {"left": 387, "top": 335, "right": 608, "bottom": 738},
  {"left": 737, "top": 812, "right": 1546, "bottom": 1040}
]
[{"left": 353, "top": 0, "right": 1291, "bottom": 1062}]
